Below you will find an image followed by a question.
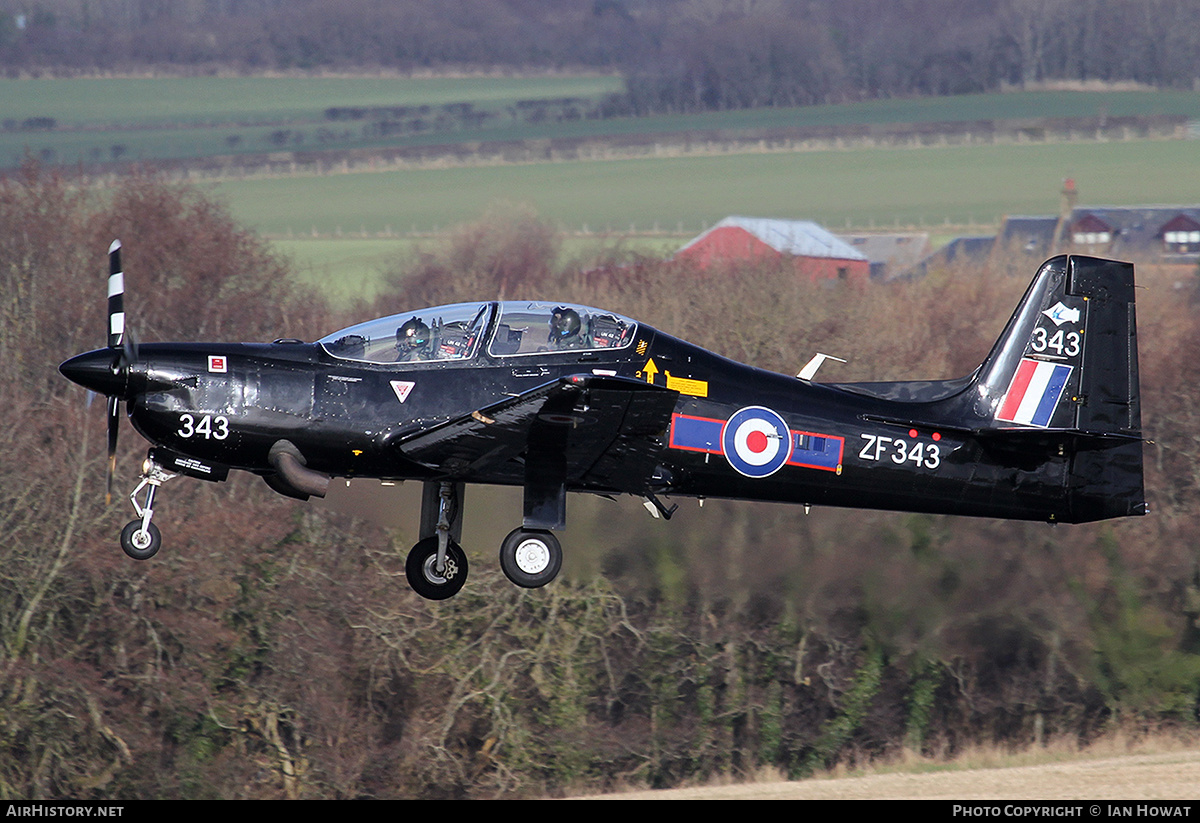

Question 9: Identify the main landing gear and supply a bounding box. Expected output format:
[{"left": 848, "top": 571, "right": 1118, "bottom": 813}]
[
  {"left": 119, "top": 456, "right": 177, "bottom": 560},
  {"left": 403, "top": 481, "right": 565, "bottom": 600},
  {"left": 115, "top": 465, "right": 567, "bottom": 600},
  {"left": 404, "top": 481, "right": 469, "bottom": 600},
  {"left": 499, "top": 528, "right": 562, "bottom": 589}
]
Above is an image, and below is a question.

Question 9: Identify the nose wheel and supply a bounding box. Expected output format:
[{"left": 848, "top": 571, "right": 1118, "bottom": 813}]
[
  {"left": 120, "top": 520, "right": 162, "bottom": 560},
  {"left": 120, "top": 456, "right": 176, "bottom": 560}
]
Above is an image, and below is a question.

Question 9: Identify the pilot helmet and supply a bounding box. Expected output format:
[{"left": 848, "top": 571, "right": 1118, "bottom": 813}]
[
  {"left": 396, "top": 317, "right": 430, "bottom": 350},
  {"left": 549, "top": 306, "right": 581, "bottom": 341}
]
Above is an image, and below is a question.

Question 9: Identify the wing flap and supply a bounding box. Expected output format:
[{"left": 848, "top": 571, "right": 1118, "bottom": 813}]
[{"left": 396, "top": 374, "right": 679, "bottom": 492}]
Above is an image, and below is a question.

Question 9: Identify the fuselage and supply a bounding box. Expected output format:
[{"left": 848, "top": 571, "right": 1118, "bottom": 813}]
[{"left": 61, "top": 297, "right": 1094, "bottom": 524}]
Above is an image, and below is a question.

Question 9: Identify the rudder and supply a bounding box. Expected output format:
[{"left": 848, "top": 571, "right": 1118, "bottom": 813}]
[
  {"left": 974, "top": 255, "right": 1140, "bottom": 437},
  {"left": 970, "top": 255, "right": 1144, "bottom": 520}
]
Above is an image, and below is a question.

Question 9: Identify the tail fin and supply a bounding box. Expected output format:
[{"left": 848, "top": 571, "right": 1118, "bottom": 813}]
[{"left": 971, "top": 255, "right": 1144, "bottom": 520}]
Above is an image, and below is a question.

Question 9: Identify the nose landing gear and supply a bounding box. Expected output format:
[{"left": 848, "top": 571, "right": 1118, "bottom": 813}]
[{"left": 119, "top": 457, "right": 176, "bottom": 560}]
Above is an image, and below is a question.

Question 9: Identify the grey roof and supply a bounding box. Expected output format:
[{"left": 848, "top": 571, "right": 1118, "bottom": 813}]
[
  {"left": 679, "top": 216, "right": 867, "bottom": 261},
  {"left": 910, "top": 235, "right": 995, "bottom": 279},
  {"left": 837, "top": 233, "right": 931, "bottom": 280},
  {"left": 997, "top": 215, "right": 1059, "bottom": 257}
]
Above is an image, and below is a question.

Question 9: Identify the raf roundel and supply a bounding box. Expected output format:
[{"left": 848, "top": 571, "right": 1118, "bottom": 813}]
[{"left": 722, "top": 406, "right": 792, "bottom": 478}]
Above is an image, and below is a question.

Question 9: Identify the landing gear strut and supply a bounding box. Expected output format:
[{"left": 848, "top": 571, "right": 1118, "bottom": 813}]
[{"left": 120, "top": 457, "right": 176, "bottom": 560}]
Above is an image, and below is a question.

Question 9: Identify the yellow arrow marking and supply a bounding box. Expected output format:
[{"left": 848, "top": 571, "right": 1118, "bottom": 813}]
[{"left": 642, "top": 358, "right": 659, "bottom": 385}]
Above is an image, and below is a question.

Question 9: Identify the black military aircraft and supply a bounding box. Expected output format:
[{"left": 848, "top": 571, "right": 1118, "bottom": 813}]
[{"left": 60, "top": 242, "right": 1145, "bottom": 599}]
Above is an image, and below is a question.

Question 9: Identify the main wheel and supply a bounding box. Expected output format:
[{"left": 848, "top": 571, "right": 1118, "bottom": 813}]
[
  {"left": 120, "top": 520, "right": 161, "bottom": 560},
  {"left": 405, "top": 536, "right": 469, "bottom": 600},
  {"left": 499, "top": 528, "right": 562, "bottom": 588}
]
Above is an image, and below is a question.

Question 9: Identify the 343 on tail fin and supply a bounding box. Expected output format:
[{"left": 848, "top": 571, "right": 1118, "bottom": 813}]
[{"left": 970, "top": 255, "right": 1144, "bottom": 520}]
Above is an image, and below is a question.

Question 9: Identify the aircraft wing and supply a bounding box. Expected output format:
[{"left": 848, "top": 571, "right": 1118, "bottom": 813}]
[{"left": 395, "top": 374, "right": 679, "bottom": 493}]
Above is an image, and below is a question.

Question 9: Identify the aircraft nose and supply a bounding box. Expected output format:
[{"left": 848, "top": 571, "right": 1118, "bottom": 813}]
[{"left": 59, "top": 349, "right": 126, "bottom": 397}]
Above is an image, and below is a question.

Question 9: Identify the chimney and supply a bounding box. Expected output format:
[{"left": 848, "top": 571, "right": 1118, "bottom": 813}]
[
  {"left": 1061, "top": 178, "right": 1078, "bottom": 217},
  {"left": 1052, "top": 178, "right": 1078, "bottom": 256}
]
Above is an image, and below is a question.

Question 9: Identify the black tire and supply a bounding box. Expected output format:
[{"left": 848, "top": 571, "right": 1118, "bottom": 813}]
[
  {"left": 120, "top": 520, "right": 161, "bottom": 560},
  {"left": 405, "top": 536, "right": 469, "bottom": 600},
  {"left": 499, "top": 528, "right": 562, "bottom": 588}
]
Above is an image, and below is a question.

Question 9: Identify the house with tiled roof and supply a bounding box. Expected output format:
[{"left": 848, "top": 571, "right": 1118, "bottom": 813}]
[
  {"left": 995, "top": 215, "right": 1060, "bottom": 259},
  {"left": 994, "top": 206, "right": 1200, "bottom": 266},
  {"left": 1059, "top": 206, "right": 1200, "bottom": 264}
]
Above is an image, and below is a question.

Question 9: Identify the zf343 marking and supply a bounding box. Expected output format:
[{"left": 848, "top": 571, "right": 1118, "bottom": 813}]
[{"left": 858, "top": 434, "right": 941, "bottom": 470}]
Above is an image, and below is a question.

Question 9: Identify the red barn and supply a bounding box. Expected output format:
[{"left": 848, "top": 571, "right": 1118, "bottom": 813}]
[{"left": 675, "top": 216, "right": 870, "bottom": 282}]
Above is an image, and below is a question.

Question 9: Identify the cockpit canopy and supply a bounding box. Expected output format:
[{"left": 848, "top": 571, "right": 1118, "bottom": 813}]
[{"left": 319, "top": 301, "right": 637, "bottom": 364}]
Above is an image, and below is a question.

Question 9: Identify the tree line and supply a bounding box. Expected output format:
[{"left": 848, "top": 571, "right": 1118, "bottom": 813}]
[
  {"left": 2, "top": 169, "right": 1199, "bottom": 797},
  {"left": 3, "top": 1, "right": 1200, "bottom": 110}
]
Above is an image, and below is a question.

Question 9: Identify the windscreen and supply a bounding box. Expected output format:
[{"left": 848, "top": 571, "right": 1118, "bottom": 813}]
[{"left": 319, "top": 303, "right": 492, "bottom": 364}]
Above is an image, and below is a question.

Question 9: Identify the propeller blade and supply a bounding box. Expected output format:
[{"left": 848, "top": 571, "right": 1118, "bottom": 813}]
[
  {"left": 105, "top": 239, "right": 125, "bottom": 506},
  {"left": 107, "top": 239, "right": 124, "bottom": 350},
  {"left": 106, "top": 394, "right": 119, "bottom": 506}
]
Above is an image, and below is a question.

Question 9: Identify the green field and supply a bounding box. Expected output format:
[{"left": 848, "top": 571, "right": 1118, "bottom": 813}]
[
  {"left": 5, "top": 75, "right": 1200, "bottom": 169},
  {"left": 220, "top": 139, "right": 1200, "bottom": 235},
  {"left": 237, "top": 136, "right": 1200, "bottom": 302},
  {"left": 11, "top": 79, "right": 1200, "bottom": 129},
  {"left": 0, "top": 74, "right": 625, "bottom": 167}
]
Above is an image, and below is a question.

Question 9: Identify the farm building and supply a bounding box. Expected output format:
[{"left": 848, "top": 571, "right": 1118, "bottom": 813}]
[
  {"left": 995, "top": 215, "right": 1060, "bottom": 259},
  {"left": 675, "top": 216, "right": 869, "bottom": 282},
  {"left": 837, "top": 232, "right": 931, "bottom": 280},
  {"left": 909, "top": 235, "right": 996, "bottom": 279}
]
